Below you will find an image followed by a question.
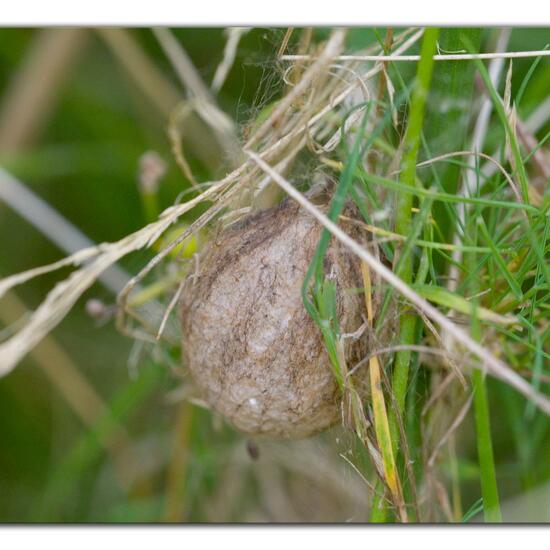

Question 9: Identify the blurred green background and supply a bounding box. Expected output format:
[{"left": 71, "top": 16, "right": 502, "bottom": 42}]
[{"left": 0, "top": 27, "right": 549, "bottom": 523}]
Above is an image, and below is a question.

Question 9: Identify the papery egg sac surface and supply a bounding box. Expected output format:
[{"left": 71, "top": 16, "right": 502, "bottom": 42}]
[{"left": 180, "top": 198, "right": 368, "bottom": 438}]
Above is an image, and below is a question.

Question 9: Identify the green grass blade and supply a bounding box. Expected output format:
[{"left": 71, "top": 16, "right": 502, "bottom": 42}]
[
  {"left": 472, "top": 368, "right": 502, "bottom": 522},
  {"left": 424, "top": 28, "right": 482, "bottom": 241},
  {"left": 461, "top": 497, "right": 484, "bottom": 523},
  {"left": 358, "top": 170, "right": 539, "bottom": 214},
  {"left": 464, "top": 36, "right": 530, "bottom": 203},
  {"left": 477, "top": 216, "right": 523, "bottom": 300},
  {"left": 467, "top": 222, "right": 502, "bottom": 523},
  {"left": 391, "top": 27, "right": 439, "bottom": 442}
]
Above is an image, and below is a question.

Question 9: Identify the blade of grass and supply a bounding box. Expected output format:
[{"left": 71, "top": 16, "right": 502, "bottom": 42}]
[
  {"left": 301, "top": 102, "right": 403, "bottom": 520},
  {"left": 476, "top": 216, "right": 523, "bottom": 300},
  {"left": 465, "top": 38, "right": 530, "bottom": 203},
  {"left": 466, "top": 219, "right": 502, "bottom": 523},
  {"left": 515, "top": 46, "right": 549, "bottom": 109},
  {"left": 391, "top": 27, "right": 439, "bottom": 450},
  {"left": 163, "top": 400, "right": 194, "bottom": 522},
  {"left": 466, "top": 39, "right": 550, "bottom": 373},
  {"left": 301, "top": 106, "right": 371, "bottom": 322},
  {"left": 412, "top": 283, "right": 517, "bottom": 325},
  {"left": 358, "top": 170, "right": 539, "bottom": 214},
  {"left": 472, "top": 368, "right": 502, "bottom": 522},
  {"left": 369, "top": 487, "right": 389, "bottom": 522},
  {"left": 462, "top": 497, "right": 484, "bottom": 523},
  {"left": 424, "top": 28, "right": 481, "bottom": 242},
  {"left": 361, "top": 262, "right": 407, "bottom": 522}
]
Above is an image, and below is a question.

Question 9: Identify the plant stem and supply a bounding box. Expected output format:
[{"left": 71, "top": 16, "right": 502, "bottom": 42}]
[
  {"left": 362, "top": 262, "right": 407, "bottom": 522},
  {"left": 389, "top": 27, "right": 440, "bottom": 447},
  {"left": 141, "top": 190, "right": 161, "bottom": 223},
  {"left": 472, "top": 369, "right": 502, "bottom": 522},
  {"left": 425, "top": 28, "right": 482, "bottom": 269},
  {"left": 163, "top": 401, "right": 194, "bottom": 522},
  {"left": 468, "top": 220, "right": 502, "bottom": 523},
  {"left": 448, "top": 435, "right": 463, "bottom": 521},
  {"left": 424, "top": 29, "right": 481, "bottom": 187},
  {"left": 471, "top": 294, "right": 502, "bottom": 522},
  {"left": 369, "top": 487, "right": 389, "bottom": 522}
]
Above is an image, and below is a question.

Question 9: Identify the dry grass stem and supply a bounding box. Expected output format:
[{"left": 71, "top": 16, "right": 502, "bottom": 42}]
[{"left": 281, "top": 50, "right": 550, "bottom": 62}]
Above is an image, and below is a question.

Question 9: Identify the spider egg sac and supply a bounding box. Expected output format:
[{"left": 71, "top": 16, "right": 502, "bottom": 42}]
[{"left": 180, "top": 198, "right": 368, "bottom": 438}]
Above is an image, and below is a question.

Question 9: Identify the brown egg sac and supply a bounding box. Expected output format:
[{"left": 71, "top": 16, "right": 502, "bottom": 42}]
[{"left": 180, "top": 198, "right": 368, "bottom": 439}]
